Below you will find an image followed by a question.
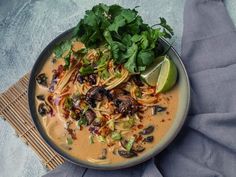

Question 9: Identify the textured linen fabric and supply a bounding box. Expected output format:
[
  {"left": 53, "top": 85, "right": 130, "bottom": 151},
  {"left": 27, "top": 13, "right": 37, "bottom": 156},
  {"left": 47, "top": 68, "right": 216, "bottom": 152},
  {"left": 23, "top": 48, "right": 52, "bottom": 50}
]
[{"left": 43, "top": 0, "right": 236, "bottom": 177}]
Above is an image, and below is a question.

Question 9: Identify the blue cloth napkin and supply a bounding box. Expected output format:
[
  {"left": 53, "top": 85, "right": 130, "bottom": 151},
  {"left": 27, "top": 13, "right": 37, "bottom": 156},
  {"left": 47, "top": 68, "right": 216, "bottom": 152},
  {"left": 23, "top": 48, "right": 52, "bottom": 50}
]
[{"left": 43, "top": 0, "right": 236, "bottom": 176}]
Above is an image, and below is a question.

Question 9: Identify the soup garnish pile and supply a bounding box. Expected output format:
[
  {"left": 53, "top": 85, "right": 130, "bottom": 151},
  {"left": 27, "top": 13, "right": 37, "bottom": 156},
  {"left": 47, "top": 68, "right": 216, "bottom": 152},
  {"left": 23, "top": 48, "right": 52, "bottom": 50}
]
[{"left": 35, "top": 3, "right": 178, "bottom": 164}]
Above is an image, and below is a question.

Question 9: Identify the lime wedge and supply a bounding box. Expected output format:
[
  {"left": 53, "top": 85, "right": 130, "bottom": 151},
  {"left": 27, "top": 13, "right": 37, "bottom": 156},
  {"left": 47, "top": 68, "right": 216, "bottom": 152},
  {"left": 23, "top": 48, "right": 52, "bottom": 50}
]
[
  {"left": 140, "top": 56, "right": 165, "bottom": 86},
  {"left": 156, "top": 56, "right": 177, "bottom": 93}
]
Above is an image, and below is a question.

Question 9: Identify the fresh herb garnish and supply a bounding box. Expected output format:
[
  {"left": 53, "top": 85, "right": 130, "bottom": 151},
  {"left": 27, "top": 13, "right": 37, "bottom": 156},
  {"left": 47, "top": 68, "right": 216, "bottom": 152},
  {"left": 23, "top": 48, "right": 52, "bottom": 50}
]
[
  {"left": 135, "top": 88, "right": 142, "bottom": 98},
  {"left": 97, "top": 135, "right": 106, "bottom": 143},
  {"left": 89, "top": 135, "right": 94, "bottom": 144},
  {"left": 73, "top": 3, "right": 173, "bottom": 73},
  {"left": 77, "top": 117, "right": 88, "bottom": 126},
  {"left": 66, "top": 137, "right": 73, "bottom": 145},
  {"left": 123, "top": 117, "right": 135, "bottom": 129},
  {"left": 125, "top": 137, "right": 135, "bottom": 151},
  {"left": 64, "top": 51, "right": 71, "bottom": 69},
  {"left": 107, "top": 119, "right": 115, "bottom": 131},
  {"left": 64, "top": 97, "right": 73, "bottom": 110},
  {"left": 79, "top": 65, "right": 94, "bottom": 76},
  {"left": 111, "top": 132, "right": 122, "bottom": 141},
  {"left": 54, "top": 40, "right": 71, "bottom": 58}
]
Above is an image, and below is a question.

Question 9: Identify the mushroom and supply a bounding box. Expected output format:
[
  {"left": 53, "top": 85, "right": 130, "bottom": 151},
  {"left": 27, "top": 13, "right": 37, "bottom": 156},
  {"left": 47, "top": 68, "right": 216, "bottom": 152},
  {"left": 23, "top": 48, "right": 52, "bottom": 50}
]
[
  {"left": 113, "top": 95, "right": 139, "bottom": 116},
  {"left": 36, "top": 73, "right": 48, "bottom": 87},
  {"left": 36, "top": 95, "right": 45, "bottom": 101},
  {"left": 98, "top": 148, "right": 107, "bottom": 159},
  {"left": 38, "top": 103, "right": 50, "bottom": 116},
  {"left": 139, "top": 125, "right": 155, "bottom": 135},
  {"left": 143, "top": 136, "right": 154, "bottom": 143},
  {"left": 88, "top": 74, "right": 97, "bottom": 85},
  {"left": 84, "top": 109, "right": 96, "bottom": 125},
  {"left": 152, "top": 105, "right": 166, "bottom": 115},
  {"left": 85, "top": 86, "right": 112, "bottom": 107},
  {"left": 132, "top": 144, "right": 145, "bottom": 153},
  {"left": 118, "top": 150, "right": 137, "bottom": 158},
  {"left": 110, "top": 88, "right": 128, "bottom": 97}
]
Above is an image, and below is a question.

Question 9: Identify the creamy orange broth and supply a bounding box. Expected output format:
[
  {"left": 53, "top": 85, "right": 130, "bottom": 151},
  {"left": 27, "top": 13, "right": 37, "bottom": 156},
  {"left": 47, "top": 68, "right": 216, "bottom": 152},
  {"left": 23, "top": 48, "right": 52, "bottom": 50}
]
[{"left": 35, "top": 55, "right": 179, "bottom": 164}]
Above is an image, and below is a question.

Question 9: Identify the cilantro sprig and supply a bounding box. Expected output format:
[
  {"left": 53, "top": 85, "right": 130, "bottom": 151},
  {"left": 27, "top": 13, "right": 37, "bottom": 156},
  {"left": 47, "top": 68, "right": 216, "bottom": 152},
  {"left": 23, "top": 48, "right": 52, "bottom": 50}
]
[{"left": 56, "top": 4, "right": 174, "bottom": 73}]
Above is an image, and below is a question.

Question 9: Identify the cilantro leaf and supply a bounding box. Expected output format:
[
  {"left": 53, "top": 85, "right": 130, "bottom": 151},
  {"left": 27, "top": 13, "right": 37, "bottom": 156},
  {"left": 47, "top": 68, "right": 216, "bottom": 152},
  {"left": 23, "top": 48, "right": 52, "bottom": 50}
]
[
  {"left": 71, "top": 4, "right": 174, "bottom": 74},
  {"left": 77, "top": 117, "right": 88, "bottom": 127},
  {"left": 137, "top": 50, "right": 154, "bottom": 66},
  {"left": 159, "top": 17, "right": 174, "bottom": 36},
  {"left": 54, "top": 40, "right": 71, "bottom": 58},
  {"left": 124, "top": 43, "right": 138, "bottom": 73},
  {"left": 108, "top": 15, "right": 126, "bottom": 33},
  {"left": 79, "top": 65, "right": 94, "bottom": 76}
]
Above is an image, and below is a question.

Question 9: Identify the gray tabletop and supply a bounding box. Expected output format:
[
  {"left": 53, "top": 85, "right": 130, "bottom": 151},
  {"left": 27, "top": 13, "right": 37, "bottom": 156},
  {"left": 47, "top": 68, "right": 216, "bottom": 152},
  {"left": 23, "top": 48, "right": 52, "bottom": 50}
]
[{"left": 1, "top": 0, "right": 236, "bottom": 177}]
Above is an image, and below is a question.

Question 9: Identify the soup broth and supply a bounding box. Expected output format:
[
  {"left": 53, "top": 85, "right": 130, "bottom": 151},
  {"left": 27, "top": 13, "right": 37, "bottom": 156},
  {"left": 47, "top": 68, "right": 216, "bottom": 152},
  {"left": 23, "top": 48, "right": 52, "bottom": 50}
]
[{"left": 35, "top": 42, "right": 179, "bottom": 165}]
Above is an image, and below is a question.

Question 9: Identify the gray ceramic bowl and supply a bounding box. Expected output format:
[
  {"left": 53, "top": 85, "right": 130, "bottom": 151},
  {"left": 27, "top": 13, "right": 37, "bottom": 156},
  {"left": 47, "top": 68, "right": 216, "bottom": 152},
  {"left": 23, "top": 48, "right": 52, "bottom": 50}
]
[{"left": 28, "top": 28, "right": 190, "bottom": 170}]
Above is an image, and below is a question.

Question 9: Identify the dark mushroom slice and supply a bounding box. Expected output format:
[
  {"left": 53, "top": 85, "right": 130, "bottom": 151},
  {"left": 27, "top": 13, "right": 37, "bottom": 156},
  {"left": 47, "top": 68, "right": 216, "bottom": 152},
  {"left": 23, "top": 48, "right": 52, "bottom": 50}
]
[
  {"left": 132, "top": 75, "right": 144, "bottom": 86},
  {"left": 92, "top": 119, "right": 104, "bottom": 127},
  {"left": 143, "top": 136, "right": 154, "bottom": 143},
  {"left": 36, "top": 73, "right": 48, "bottom": 87},
  {"left": 38, "top": 103, "right": 50, "bottom": 116},
  {"left": 77, "top": 74, "right": 84, "bottom": 84},
  {"left": 118, "top": 150, "right": 137, "bottom": 158},
  {"left": 111, "top": 88, "right": 129, "bottom": 97},
  {"left": 85, "top": 86, "right": 111, "bottom": 107},
  {"left": 84, "top": 109, "right": 96, "bottom": 125},
  {"left": 132, "top": 144, "right": 145, "bottom": 153},
  {"left": 98, "top": 148, "right": 107, "bottom": 159},
  {"left": 152, "top": 105, "right": 167, "bottom": 115},
  {"left": 139, "top": 125, "right": 155, "bottom": 135},
  {"left": 113, "top": 95, "right": 140, "bottom": 116},
  {"left": 36, "top": 95, "right": 45, "bottom": 101},
  {"left": 88, "top": 74, "right": 97, "bottom": 85}
]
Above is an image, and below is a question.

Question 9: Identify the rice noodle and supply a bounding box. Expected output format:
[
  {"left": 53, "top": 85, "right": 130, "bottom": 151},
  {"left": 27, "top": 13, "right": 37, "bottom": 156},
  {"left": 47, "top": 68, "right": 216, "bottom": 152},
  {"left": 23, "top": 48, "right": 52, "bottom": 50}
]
[
  {"left": 105, "top": 68, "right": 129, "bottom": 90},
  {"left": 87, "top": 158, "right": 111, "bottom": 164}
]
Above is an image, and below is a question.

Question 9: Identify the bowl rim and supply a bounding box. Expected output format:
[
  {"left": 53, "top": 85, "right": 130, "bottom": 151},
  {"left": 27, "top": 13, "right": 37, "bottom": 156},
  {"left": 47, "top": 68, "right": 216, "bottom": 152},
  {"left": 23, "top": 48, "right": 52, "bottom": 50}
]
[{"left": 28, "top": 28, "right": 190, "bottom": 170}]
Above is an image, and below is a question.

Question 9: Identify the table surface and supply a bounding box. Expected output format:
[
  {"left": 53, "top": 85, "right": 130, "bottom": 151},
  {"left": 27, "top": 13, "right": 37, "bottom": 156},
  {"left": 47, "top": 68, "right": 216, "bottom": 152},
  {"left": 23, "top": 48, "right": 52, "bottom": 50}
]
[{"left": 1, "top": 0, "right": 236, "bottom": 176}]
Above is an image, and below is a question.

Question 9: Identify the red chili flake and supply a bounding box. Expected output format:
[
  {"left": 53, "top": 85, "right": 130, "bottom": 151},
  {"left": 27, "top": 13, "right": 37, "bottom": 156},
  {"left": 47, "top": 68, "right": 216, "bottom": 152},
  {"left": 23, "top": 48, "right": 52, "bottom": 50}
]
[
  {"left": 47, "top": 95, "right": 53, "bottom": 105},
  {"left": 61, "top": 85, "right": 70, "bottom": 94},
  {"left": 137, "top": 124, "right": 144, "bottom": 129},
  {"left": 107, "top": 142, "right": 115, "bottom": 147},
  {"left": 166, "top": 111, "right": 169, "bottom": 115},
  {"left": 104, "top": 115, "right": 110, "bottom": 121},
  {"left": 49, "top": 108, "right": 55, "bottom": 117},
  {"left": 136, "top": 135, "right": 143, "bottom": 143},
  {"left": 139, "top": 110, "right": 144, "bottom": 114},
  {"left": 161, "top": 119, "right": 165, "bottom": 122},
  {"left": 63, "top": 110, "right": 70, "bottom": 119},
  {"left": 57, "top": 65, "right": 64, "bottom": 75},
  {"left": 67, "top": 128, "right": 77, "bottom": 140}
]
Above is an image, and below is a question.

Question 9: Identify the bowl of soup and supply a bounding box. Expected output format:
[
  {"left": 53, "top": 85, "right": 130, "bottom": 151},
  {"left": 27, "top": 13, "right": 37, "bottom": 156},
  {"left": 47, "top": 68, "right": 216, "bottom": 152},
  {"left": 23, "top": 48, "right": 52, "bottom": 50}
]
[{"left": 28, "top": 4, "right": 190, "bottom": 170}]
